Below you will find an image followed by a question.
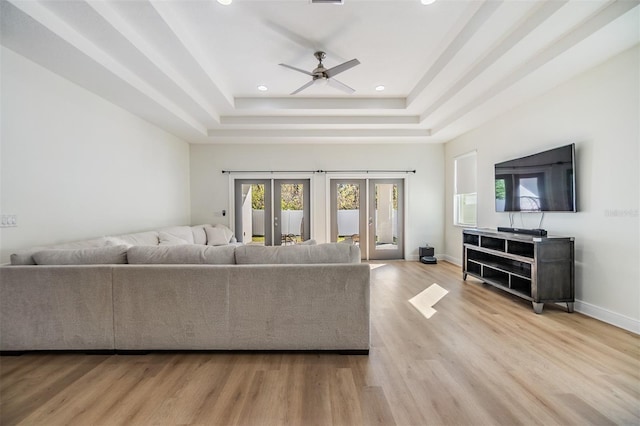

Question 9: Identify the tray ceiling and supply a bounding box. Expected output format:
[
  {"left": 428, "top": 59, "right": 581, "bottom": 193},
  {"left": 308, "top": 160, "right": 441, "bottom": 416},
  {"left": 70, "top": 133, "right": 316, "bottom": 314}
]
[{"left": 1, "top": 0, "right": 638, "bottom": 144}]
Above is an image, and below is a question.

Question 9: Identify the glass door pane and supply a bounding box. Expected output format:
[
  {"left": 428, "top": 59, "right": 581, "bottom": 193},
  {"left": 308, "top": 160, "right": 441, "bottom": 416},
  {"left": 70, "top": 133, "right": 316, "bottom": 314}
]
[
  {"left": 234, "top": 179, "right": 272, "bottom": 245},
  {"left": 369, "top": 179, "right": 403, "bottom": 260},
  {"left": 330, "top": 179, "right": 366, "bottom": 258},
  {"left": 274, "top": 179, "right": 310, "bottom": 245}
]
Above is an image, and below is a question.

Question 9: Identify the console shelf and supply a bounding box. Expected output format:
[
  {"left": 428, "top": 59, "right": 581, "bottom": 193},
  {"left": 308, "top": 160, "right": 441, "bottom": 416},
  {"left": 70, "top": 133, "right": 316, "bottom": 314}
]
[{"left": 462, "top": 228, "right": 574, "bottom": 314}]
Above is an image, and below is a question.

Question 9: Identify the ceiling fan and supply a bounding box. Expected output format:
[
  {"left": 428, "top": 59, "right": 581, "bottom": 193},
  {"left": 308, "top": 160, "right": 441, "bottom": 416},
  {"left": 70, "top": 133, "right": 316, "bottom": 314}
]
[{"left": 279, "top": 51, "right": 360, "bottom": 95}]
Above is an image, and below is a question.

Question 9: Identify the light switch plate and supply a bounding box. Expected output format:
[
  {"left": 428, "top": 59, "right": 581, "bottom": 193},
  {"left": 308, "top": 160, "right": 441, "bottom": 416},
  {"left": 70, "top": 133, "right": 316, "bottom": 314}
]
[{"left": 0, "top": 215, "right": 17, "bottom": 227}]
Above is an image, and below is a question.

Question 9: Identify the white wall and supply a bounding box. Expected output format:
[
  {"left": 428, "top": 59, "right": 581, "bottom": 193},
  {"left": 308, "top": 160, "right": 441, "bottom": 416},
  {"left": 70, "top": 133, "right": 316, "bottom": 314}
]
[
  {"left": 190, "top": 143, "right": 445, "bottom": 259},
  {"left": 0, "top": 48, "right": 191, "bottom": 262},
  {"left": 443, "top": 46, "right": 639, "bottom": 331}
]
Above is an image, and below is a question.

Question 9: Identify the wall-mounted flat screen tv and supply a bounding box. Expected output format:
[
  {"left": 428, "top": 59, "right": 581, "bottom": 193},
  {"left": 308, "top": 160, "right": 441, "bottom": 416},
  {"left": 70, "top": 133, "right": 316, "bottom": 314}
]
[{"left": 495, "top": 143, "right": 576, "bottom": 212}]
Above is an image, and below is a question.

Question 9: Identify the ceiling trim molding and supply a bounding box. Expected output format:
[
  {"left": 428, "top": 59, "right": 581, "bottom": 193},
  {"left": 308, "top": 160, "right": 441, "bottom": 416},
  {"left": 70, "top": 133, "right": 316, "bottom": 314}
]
[
  {"left": 220, "top": 115, "right": 420, "bottom": 125},
  {"left": 149, "top": 0, "right": 234, "bottom": 109},
  {"left": 207, "top": 129, "right": 431, "bottom": 138},
  {"left": 419, "top": 0, "right": 568, "bottom": 122},
  {"left": 406, "top": 0, "right": 502, "bottom": 106},
  {"left": 234, "top": 97, "right": 406, "bottom": 110},
  {"left": 7, "top": 0, "right": 208, "bottom": 136},
  {"left": 87, "top": 0, "right": 221, "bottom": 123},
  {"left": 431, "top": 0, "right": 640, "bottom": 134}
]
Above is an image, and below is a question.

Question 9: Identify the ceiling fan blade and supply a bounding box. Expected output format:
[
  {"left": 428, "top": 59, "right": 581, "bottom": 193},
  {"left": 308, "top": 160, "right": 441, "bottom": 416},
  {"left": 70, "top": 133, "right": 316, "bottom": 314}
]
[
  {"left": 291, "top": 80, "right": 315, "bottom": 95},
  {"left": 327, "top": 78, "right": 355, "bottom": 94},
  {"left": 279, "top": 63, "right": 312, "bottom": 76},
  {"left": 325, "top": 58, "right": 360, "bottom": 78}
]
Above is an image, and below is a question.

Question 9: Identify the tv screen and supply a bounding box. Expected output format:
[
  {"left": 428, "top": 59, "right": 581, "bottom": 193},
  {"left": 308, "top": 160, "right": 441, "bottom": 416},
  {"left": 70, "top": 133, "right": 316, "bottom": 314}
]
[{"left": 495, "top": 144, "right": 576, "bottom": 212}]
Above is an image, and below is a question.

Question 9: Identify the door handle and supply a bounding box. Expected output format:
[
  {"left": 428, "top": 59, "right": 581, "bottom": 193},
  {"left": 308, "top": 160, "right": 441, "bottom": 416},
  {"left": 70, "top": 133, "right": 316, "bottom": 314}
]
[{"left": 368, "top": 217, "right": 373, "bottom": 226}]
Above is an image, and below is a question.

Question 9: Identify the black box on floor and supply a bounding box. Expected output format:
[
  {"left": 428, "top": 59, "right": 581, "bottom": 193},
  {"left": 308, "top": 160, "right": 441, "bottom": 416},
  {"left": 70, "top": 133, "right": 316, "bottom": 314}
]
[
  {"left": 420, "top": 256, "right": 437, "bottom": 264},
  {"left": 419, "top": 246, "right": 434, "bottom": 257}
]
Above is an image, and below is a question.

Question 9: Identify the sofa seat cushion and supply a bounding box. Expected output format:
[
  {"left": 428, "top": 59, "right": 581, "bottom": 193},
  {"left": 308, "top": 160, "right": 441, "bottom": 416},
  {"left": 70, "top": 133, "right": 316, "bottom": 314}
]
[
  {"left": 235, "top": 243, "right": 360, "bottom": 264},
  {"left": 127, "top": 245, "right": 236, "bottom": 264},
  {"left": 32, "top": 245, "right": 129, "bottom": 265}
]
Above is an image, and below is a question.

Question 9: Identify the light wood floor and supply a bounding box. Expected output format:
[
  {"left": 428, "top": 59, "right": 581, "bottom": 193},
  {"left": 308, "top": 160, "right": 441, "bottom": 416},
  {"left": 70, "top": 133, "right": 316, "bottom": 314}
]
[{"left": 1, "top": 261, "right": 639, "bottom": 425}]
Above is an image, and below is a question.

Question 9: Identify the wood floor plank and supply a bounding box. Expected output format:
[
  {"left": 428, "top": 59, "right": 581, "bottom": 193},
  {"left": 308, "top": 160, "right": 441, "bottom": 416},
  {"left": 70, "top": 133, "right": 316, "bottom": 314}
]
[{"left": 1, "top": 260, "right": 639, "bottom": 426}]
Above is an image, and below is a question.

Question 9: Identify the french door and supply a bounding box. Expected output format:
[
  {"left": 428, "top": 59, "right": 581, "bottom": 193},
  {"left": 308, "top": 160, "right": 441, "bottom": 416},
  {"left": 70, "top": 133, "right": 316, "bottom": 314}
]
[
  {"left": 369, "top": 179, "right": 404, "bottom": 260},
  {"left": 330, "top": 179, "right": 366, "bottom": 253},
  {"left": 234, "top": 179, "right": 310, "bottom": 245},
  {"left": 329, "top": 178, "right": 404, "bottom": 260}
]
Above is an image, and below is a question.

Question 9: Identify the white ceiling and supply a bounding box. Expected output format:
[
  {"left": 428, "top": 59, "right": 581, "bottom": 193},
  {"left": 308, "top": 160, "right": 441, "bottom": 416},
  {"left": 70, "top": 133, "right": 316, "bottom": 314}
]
[{"left": 1, "top": 0, "right": 639, "bottom": 144}]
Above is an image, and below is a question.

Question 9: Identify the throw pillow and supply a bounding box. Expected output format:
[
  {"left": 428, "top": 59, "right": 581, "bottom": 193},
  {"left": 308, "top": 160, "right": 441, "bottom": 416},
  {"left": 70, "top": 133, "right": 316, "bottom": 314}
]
[
  {"left": 213, "top": 224, "right": 234, "bottom": 242},
  {"left": 191, "top": 225, "right": 208, "bottom": 245},
  {"left": 205, "top": 227, "right": 229, "bottom": 246}
]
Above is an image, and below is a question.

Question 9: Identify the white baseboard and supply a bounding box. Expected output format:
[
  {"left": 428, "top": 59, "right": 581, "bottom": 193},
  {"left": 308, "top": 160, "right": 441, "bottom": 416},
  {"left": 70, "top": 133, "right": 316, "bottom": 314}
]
[
  {"left": 441, "top": 254, "right": 461, "bottom": 266},
  {"left": 573, "top": 300, "right": 640, "bottom": 335}
]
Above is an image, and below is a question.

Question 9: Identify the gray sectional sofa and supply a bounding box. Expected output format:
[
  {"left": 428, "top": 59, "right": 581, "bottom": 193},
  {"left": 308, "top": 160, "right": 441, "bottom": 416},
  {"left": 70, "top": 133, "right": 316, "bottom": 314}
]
[{"left": 0, "top": 225, "right": 369, "bottom": 353}]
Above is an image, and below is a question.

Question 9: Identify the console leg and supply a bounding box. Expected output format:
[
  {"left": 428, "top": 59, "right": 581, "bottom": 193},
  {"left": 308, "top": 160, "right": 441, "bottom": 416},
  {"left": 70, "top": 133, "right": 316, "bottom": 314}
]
[
  {"left": 566, "top": 302, "right": 575, "bottom": 313},
  {"left": 532, "top": 302, "right": 544, "bottom": 314},
  {"left": 463, "top": 272, "right": 467, "bottom": 280}
]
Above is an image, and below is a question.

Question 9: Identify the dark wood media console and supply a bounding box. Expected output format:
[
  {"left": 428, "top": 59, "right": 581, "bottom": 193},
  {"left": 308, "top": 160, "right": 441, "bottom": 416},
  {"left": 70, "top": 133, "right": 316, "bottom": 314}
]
[{"left": 462, "top": 228, "right": 575, "bottom": 314}]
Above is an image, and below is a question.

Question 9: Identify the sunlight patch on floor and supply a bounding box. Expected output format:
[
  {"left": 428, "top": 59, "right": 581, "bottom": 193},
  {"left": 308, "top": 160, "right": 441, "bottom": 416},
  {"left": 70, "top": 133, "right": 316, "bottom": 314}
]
[
  {"left": 409, "top": 283, "right": 449, "bottom": 319},
  {"left": 369, "top": 263, "right": 387, "bottom": 270}
]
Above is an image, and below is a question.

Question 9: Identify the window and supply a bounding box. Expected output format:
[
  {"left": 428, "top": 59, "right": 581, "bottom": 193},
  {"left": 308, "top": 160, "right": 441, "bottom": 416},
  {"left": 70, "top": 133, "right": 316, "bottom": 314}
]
[{"left": 454, "top": 151, "right": 477, "bottom": 226}]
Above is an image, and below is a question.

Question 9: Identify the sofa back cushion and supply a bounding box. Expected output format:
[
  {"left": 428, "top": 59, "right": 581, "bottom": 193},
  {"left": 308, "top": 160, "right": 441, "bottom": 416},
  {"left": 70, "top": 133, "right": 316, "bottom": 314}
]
[
  {"left": 114, "top": 231, "right": 159, "bottom": 246},
  {"left": 32, "top": 245, "right": 129, "bottom": 265},
  {"left": 235, "top": 243, "right": 360, "bottom": 264},
  {"left": 158, "top": 231, "right": 190, "bottom": 246},
  {"left": 10, "top": 236, "right": 111, "bottom": 265},
  {"left": 158, "top": 226, "right": 194, "bottom": 244},
  {"left": 10, "top": 249, "right": 46, "bottom": 265},
  {"left": 127, "top": 245, "right": 236, "bottom": 264}
]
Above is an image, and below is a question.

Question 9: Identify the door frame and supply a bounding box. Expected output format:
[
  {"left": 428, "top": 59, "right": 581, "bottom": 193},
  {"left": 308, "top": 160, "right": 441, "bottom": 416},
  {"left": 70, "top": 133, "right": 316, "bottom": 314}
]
[
  {"left": 325, "top": 174, "right": 410, "bottom": 260},
  {"left": 229, "top": 173, "right": 316, "bottom": 244}
]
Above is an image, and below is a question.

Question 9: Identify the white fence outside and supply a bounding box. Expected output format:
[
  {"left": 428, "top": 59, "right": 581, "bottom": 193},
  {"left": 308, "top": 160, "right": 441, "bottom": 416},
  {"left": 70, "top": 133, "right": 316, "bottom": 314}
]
[
  {"left": 252, "top": 210, "right": 304, "bottom": 235},
  {"left": 250, "top": 209, "right": 397, "bottom": 238}
]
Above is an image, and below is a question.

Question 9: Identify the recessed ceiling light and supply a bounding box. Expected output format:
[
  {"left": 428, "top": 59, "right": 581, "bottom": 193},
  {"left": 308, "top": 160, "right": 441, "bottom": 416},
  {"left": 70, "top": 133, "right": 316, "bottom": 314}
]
[
  {"left": 257, "top": 85, "right": 268, "bottom": 91},
  {"left": 375, "top": 85, "right": 385, "bottom": 91},
  {"left": 217, "top": 0, "right": 232, "bottom": 5},
  {"left": 421, "top": 0, "right": 437, "bottom": 5}
]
